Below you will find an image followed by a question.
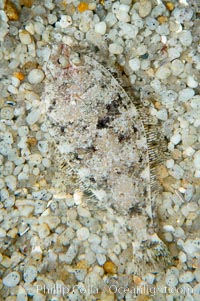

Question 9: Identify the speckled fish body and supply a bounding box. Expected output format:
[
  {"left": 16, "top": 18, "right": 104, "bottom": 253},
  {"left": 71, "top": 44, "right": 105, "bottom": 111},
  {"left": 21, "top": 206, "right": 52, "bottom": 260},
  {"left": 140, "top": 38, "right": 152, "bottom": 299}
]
[{"left": 42, "top": 44, "right": 169, "bottom": 273}]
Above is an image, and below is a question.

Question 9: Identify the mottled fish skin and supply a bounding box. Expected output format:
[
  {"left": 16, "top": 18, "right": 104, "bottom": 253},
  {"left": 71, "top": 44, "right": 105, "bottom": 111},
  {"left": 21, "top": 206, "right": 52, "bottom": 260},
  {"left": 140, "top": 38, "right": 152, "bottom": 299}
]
[{"left": 42, "top": 44, "right": 170, "bottom": 274}]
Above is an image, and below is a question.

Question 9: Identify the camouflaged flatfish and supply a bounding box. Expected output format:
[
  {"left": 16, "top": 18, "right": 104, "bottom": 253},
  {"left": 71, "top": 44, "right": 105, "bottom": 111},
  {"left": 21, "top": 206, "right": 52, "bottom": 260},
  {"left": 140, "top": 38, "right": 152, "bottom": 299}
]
[{"left": 42, "top": 44, "right": 170, "bottom": 273}]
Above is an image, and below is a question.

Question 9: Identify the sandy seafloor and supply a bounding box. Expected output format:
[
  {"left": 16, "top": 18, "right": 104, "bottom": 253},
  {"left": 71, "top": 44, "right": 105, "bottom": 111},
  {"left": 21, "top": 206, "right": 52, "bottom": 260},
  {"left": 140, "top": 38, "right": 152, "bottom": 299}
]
[{"left": 0, "top": 0, "right": 200, "bottom": 300}]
